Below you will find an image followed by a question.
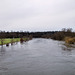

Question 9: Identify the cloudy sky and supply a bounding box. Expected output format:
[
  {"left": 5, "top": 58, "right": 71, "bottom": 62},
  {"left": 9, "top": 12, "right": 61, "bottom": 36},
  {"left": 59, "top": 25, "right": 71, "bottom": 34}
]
[{"left": 0, "top": 0, "right": 75, "bottom": 31}]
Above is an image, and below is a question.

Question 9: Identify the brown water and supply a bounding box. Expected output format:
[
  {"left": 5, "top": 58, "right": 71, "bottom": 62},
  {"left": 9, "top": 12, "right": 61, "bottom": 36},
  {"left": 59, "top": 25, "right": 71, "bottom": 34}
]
[{"left": 0, "top": 38, "right": 75, "bottom": 75}]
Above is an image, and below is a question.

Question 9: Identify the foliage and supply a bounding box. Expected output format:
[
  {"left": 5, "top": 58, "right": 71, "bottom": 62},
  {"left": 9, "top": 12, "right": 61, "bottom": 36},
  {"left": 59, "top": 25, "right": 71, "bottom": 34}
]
[
  {"left": 51, "top": 32, "right": 65, "bottom": 40},
  {"left": 51, "top": 28, "right": 75, "bottom": 41},
  {"left": 65, "top": 37, "right": 75, "bottom": 44}
]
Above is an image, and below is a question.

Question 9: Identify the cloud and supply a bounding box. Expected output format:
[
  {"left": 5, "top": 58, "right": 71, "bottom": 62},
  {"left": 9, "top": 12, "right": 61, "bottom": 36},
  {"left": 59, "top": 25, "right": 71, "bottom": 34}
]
[{"left": 0, "top": 0, "right": 75, "bottom": 31}]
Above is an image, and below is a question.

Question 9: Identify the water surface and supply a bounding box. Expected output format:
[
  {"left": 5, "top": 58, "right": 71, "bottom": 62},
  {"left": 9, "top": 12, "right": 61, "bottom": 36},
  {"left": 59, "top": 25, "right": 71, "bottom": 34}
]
[{"left": 0, "top": 38, "right": 75, "bottom": 75}]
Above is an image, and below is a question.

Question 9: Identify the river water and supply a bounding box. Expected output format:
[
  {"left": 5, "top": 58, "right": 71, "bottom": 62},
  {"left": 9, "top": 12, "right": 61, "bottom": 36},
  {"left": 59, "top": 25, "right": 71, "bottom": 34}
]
[{"left": 0, "top": 38, "right": 75, "bottom": 75}]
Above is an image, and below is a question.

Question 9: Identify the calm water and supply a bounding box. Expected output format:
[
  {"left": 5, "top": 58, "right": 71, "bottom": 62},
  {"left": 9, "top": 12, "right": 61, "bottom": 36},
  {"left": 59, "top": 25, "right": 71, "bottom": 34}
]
[{"left": 0, "top": 38, "right": 75, "bottom": 75}]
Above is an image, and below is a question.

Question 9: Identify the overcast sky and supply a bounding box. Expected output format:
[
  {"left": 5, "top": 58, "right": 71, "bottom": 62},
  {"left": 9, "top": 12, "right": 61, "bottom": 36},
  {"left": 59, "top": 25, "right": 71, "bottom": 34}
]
[{"left": 0, "top": 0, "right": 75, "bottom": 31}]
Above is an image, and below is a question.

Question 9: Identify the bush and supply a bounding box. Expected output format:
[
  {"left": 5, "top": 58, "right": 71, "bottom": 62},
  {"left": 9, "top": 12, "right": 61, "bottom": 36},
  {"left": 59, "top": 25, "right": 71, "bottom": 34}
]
[
  {"left": 51, "top": 32, "right": 65, "bottom": 40},
  {"left": 65, "top": 37, "right": 75, "bottom": 44}
]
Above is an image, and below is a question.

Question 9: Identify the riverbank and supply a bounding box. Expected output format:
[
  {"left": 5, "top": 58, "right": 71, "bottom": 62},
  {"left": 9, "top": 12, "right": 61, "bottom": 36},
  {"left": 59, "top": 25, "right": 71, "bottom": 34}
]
[
  {"left": 51, "top": 28, "right": 75, "bottom": 44},
  {"left": 0, "top": 38, "right": 30, "bottom": 45}
]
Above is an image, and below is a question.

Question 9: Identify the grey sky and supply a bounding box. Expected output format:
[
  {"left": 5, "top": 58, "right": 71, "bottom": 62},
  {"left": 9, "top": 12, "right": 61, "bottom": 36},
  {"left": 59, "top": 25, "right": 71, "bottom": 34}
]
[{"left": 0, "top": 0, "right": 75, "bottom": 31}]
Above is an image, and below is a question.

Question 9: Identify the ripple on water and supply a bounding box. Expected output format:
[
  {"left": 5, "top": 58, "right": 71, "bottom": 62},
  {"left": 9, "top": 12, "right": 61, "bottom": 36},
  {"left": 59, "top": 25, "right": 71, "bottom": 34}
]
[{"left": 0, "top": 66, "right": 8, "bottom": 72}]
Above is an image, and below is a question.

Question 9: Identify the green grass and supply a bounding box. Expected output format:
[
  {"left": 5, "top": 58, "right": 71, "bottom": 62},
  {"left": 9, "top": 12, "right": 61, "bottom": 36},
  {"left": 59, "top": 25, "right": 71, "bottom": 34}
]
[
  {"left": 0, "top": 38, "right": 20, "bottom": 45},
  {"left": 0, "top": 38, "right": 31, "bottom": 45}
]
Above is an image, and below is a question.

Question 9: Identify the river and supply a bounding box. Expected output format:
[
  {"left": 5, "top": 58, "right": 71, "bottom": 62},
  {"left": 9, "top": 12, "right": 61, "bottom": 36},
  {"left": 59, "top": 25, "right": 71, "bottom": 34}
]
[{"left": 0, "top": 38, "right": 75, "bottom": 75}]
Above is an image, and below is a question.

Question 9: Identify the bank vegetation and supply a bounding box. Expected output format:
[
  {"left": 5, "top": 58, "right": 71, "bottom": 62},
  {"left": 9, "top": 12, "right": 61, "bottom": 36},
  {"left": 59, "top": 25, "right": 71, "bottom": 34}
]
[{"left": 51, "top": 28, "right": 75, "bottom": 44}]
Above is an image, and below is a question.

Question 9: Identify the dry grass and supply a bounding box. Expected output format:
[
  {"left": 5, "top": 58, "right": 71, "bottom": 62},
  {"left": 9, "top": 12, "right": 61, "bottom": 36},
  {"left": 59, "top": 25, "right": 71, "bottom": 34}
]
[{"left": 65, "top": 37, "right": 75, "bottom": 44}]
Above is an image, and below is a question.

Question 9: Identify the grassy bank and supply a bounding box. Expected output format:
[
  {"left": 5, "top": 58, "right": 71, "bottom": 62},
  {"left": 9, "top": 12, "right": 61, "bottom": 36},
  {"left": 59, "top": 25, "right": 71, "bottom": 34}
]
[
  {"left": 0, "top": 38, "right": 20, "bottom": 45},
  {"left": 0, "top": 38, "right": 30, "bottom": 45}
]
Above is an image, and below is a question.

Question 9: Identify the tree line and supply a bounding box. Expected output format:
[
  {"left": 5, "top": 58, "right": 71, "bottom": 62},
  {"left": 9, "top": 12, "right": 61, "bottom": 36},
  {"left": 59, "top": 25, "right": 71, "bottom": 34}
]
[
  {"left": 0, "top": 31, "right": 56, "bottom": 38},
  {"left": 0, "top": 28, "right": 75, "bottom": 41}
]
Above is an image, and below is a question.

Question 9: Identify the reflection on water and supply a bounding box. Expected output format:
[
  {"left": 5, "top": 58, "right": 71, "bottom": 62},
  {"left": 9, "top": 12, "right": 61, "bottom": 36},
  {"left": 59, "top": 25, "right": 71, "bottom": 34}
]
[
  {"left": 59, "top": 41, "right": 75, "bottom": 56},
  {"left": 61, "top": 43, "right": 75, "bottom": 51},
  {"left": 0, "top": 46, "right": 6, "bottom": 56},
  {"left": 0, "top": 38, "right": 75, "bottom": 75},
  {"left": 61, "top": 45, "right": 72, "bottom": 51}
]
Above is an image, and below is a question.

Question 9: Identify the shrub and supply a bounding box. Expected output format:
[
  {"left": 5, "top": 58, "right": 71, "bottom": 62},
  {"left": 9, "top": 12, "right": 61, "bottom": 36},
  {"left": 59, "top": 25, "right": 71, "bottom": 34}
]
[
  {"left": 65, "top": 37, "right": 75, "bottom": 44},
  {"left": 51, "top": 32, "right": 65, "bottom": 40}
]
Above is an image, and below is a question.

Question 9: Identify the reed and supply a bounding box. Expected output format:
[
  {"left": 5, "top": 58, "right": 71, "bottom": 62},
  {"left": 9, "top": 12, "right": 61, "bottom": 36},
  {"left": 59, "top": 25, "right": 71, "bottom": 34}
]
[{"left": 65, "top": 37, "right": 75, "bottom": 44}]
